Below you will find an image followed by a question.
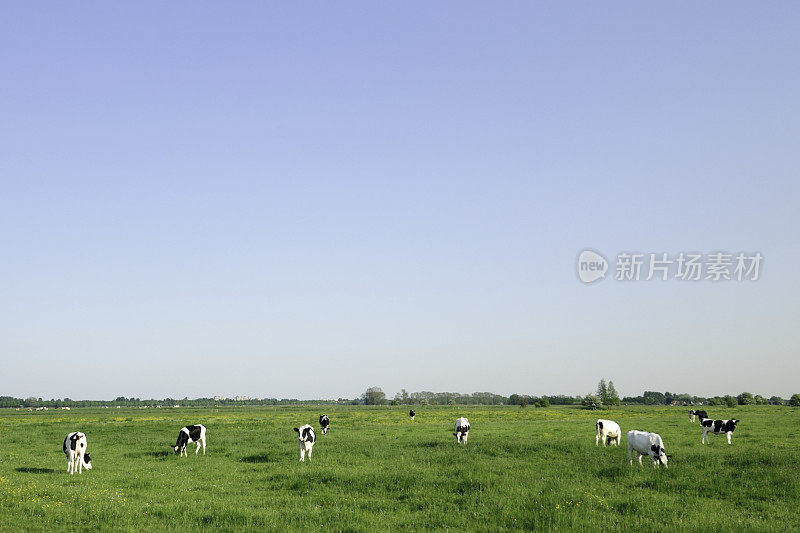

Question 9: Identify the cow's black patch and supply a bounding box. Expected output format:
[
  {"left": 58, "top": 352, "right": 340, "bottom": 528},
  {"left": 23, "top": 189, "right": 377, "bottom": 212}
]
[
  {"left": 409, "top": 410, "right": 415, "bottom": 417},
  {"left": 722, "top": 419, "right": 738, "bottom": 432},
  {"left": 597, "top": 421, "right": 603, "bottom": 430},
  {"left": 83, "top": 453, "right": 91, "bottom": 464},
  {"left": 701, "top": 419, "right": 713, "bottom": 428},
  {"left": 695, "top": 410, "right": 708, "bottom": 420},
  {"left": 713, "top": 420, "right": 724, "bottom": 433},
  {"left": 69, "top": 433, "right": 79, "bottom": 451},
  {"left": 319, "top": 415, "right": 329, "bottom": 428},
  {"left": 186, "top": 425, "right": 203, "bottom": 442}
]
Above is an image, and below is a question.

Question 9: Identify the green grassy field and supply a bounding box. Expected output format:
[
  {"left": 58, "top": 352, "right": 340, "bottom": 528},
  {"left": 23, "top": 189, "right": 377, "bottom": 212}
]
[{"left": 0, "top": 405, "right": 798, "bottom": 532}]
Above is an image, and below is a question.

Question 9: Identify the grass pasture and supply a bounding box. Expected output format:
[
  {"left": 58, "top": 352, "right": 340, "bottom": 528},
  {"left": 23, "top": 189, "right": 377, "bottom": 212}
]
[{"left": 0, "top": 405, "right": 798, "bottom": 531}]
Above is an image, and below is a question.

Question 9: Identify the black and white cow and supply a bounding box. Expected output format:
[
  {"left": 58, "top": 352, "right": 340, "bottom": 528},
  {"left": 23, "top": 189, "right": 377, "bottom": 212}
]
[
  {"left": 689, "top": 409, "right": 708, "bottom": 423},
  {"left": 173, "top": 424, "right": 207, "bottom": 456},
  {"left": 319, "top": 415, "right": 330, "bottom": 435},
  {"left": 294, "top": 425, "right": 316, "bottom": 461},
  {"left": 454, "top": 417, "right": 470, "bottom": 444},
  {"left": 409, "top": 410, "right": 415, "bottom": 421},
  {"left": 596, "top": 419, "right": 621, "bottom": 446},
  {"left": 627, "top": 430, "right": 670, "bottom": 468},
  {"left": 701, "top": 418, "right": 739, "bottom": 444},
  {"left": 63, "top": 432, "right": 93, "bottom": 475}
]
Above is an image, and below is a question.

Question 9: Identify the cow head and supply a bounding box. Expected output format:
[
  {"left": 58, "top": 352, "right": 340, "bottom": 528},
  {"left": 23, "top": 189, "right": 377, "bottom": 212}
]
[
  {"left": 650, "top": 444, "right": 668, "bottom": 467},
  {"left": 82, "top": 453, "right": 93, "bottom": 470}
]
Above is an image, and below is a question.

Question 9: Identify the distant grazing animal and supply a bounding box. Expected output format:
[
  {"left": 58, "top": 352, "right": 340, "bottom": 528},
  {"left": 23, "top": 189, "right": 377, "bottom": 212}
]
[
  {"left": 689, "top": 409, "right": 708, "bottom": 423},
  {"left": 409, "top": 410, "right": 415, "bottom": 421},
  {"left": 294, "top": 425, "right": 316, "bottom": 461},
  {"left": 454, "top": 417, "right": 470, "bottom": 444},
  {"left": 701, "top": 418, "right": 738, "bottom": 444},
  {"left": 63, "top": 432, "right": 92, "bottom": 475},
  {"left": 627, "top": 430, "right": 669, "bottom": 468},
  {"left": 595, "top": 419, "right": 621, "bottom": 446},
  {"left": 319, "top": 415, "right": 330, "bottom": 435},
  {"left": 172, "top": 424, "right": 207, "bottom": 456}
]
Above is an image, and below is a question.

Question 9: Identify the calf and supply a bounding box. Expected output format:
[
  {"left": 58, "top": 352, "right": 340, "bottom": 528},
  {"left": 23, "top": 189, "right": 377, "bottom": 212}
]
[
  {"left": 319, "top": 415, "right": 330, "bottom": 435},
  {"left": 627, "top": 430, "right": 669, "bottom": 468},
  {"left": 63, "top": 432, "right": 93, "bottom": 475},
  {"left": 701, "top": 418, "right": 738, "bottom": 444},
  {"left": 595, "top": 419, "right": 621, "bottom": 446},
  {"left": 454, "top": 417, "right": 470, "bottom": 444},
  {"left": 294, "top": 425, "right": 316, "bottom": 461},
  {"left": 409, "top": 410, "right": 415, "bottom": 421},
  {"left": 173, "top": 424, "right": 207, "bottom": 456},
  {"left": 689, "top": 409, "right": 708, "bottom": 423}
]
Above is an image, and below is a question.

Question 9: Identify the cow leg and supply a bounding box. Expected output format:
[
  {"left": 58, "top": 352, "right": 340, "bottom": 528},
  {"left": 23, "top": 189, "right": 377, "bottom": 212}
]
[
  {"left": 307, "top": 444, "right": 312, "bottom": 459},
  {"left": 638, "top": 454, "right": 643, "bottom": 466},
  {"left": 596, "top": 431, "right": 600, "bottom": 446},
  {"left": 195, "top": 441, "right": 201, "bottom": 455},
  {"left": 628, "top": 447, "right": 633, "bottom": 465},
  {"left": 202, "top": 438, "right": 206, "bottom": 455},
  {"left": 727, "top": 432, "right": 732, "bottom": 445},
  {"left": 300, "top": 448, "right": 305, "bottom": 462}
]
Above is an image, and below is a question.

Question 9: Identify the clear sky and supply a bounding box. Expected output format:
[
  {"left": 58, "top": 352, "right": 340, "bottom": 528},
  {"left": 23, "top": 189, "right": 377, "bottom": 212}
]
[{"left": 1, "top": 3, "right": 798, "bottom": 401}]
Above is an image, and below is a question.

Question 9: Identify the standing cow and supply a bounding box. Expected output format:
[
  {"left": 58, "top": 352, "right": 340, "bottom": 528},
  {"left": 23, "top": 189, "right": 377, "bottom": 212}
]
[
  {"left": 319, "top": 415, "right": 330, "bottom": 435},
  {"left": 454, "top": 417, "right": 470, "bottom": 444},
  {"left": 627, "top": 430, "right": 669, "bottom": 468},
  {"left": 689, "top": 409, "right": 708, "bottom": 423},
  {"left": 294, "top": 425, "right": 316, "bottom": 461},
  {"left": 595, "top": 419, "right": 621, "bottom": 446},
  {"left": 172, "top": 424, "right": 207, "bottom": 457},
  {"left": 63, "top": 432, "right": 93, "bottom": 475},
  {"left": 409, "top": 410, "right": 415, "bottom": 421},
  {"left": 701, "top": 418, "right": 739, "bottom": 444}
]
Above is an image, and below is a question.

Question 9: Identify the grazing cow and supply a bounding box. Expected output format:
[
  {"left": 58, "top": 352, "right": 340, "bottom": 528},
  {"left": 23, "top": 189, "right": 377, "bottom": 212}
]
[
  {"left": 63, "top": 432, "right": 92, "bottom": 475},
  {"left": 173, "top": 424, "right": 207, "bottom": 457},
  {"left": 595, "top": 419, "right": 621, "bottom": 446},
  {"left": 627, "top": 430, "right": 669, "bottom": 468},
  {"left": 409, "top": 410, "right": 415, "bottom": 421},
  {"left": 294, "top": 425, "right": 316, "bottom": 461},
  {"left": 319, "top": 415, "right": 330, "bottom": 435},
  {"left": 453, "top": 417, "right": 470, "bottom": 444},
  {"left": 701, "top": 418, "right": 739, "bottom": 444},
  {"left": 689, "top": 409, "right": 708, "bottom": 423}
]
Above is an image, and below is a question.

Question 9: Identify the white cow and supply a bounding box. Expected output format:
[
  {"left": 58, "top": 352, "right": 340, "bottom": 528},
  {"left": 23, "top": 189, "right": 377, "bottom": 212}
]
[
  {"left": 454, "top": 417, "right": 470, "bottom": 444},
  {"left": 595, "top": 419, "right": 621, "bottom": 446},
  {"left": 63, "top": 432, "right": 93, "bottom": 475},
  {"left": 627, "top": 430, "right": 669, "bottom": 468},
  {"left": 294, "top": 425, "right": 316, "bottom": 461}
]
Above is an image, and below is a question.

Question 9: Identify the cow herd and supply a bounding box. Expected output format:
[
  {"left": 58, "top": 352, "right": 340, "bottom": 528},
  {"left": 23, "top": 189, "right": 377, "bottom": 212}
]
[
  {"left": 61, "top": 408, "right": 740, "bottom": 474},
  {"left": 597, "top": 410, "right": 740, "bottom": 469}
]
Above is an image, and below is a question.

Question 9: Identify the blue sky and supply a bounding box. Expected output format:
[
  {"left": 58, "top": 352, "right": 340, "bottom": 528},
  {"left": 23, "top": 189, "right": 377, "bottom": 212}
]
[{"left": 1, "top": 3, "right": 798, "bottom": 400}]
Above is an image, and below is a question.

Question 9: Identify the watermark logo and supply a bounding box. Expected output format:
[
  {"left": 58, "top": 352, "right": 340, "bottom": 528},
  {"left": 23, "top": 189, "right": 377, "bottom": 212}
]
[
  {"left": 578, "top": 250, "right": 763, "bottom": 283},
  {"left": 577, "top": 250, "right": 608, "bottom": 283}
]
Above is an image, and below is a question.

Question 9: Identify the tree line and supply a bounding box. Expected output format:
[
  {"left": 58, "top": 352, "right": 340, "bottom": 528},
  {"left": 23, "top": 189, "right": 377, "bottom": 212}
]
[{"left": 2, "top": 387, "right": 798, "bottom": 410}]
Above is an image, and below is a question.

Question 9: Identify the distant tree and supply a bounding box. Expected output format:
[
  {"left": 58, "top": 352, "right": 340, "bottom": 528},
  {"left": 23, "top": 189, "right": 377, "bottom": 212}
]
[
  {"left": 754, "top": 395, "right": 768, "bottom": 405},
  {"left": 724, "top": 395, "right": 737, "bottom": 408},
  {"left": 606, "top": 381, "right": 621, "bottom": 407},
  {"left": 582, "top": 394, "right": 602, "bottom": 410},
  {"left": 597, "top": 379, "right": 609, "bottom": 404},
  {"left": 707, "top": 397, "right": 723, "bottom": 406},
  {"left": 508, "top": 394, "right": 521, "bottom": 406},
  {"left": 769, "top": 396, "right": 784, "bottom": 405},
  {"left": 518, "top": 398, "right": 528, "bottom": 408},
  {"left": 643, "top": 391, "right": 666, "bottom": 405},
  {"left": 790, "top": 394, "right": 800, "bottom": 407},
  {"left": 536, "top": 397, "right": 550, "bottom": 408},
  {"left": 737, "top": 392, "right": 755, "bottom": 405},
  {"left": 362, "top": 387, "right": 386, "bottom": 405},
  {"left": 390, "top": 399, "right": 398, "bottom": 406}
]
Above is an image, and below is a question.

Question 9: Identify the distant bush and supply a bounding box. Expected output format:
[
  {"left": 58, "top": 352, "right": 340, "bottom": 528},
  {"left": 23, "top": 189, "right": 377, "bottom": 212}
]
[
  {"left": 790, "top": 394, "right": 800, "bottom": 407},
  {"left": 536, "top": 398, "right": 550, "bottom": 408},
  {"left": 582, "top": 395, "right": 602, "bottom": 410},
  {"left": 724, "top": 395, "right": 737, "bottom": 408}
]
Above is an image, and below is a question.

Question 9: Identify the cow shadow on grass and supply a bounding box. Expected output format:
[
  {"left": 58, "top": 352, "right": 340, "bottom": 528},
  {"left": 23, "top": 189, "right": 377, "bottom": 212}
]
[
  {"left": 241, "top": 452, "right": 280, "bottom": 464},
  {"left": 16, "top": 467, "right": 55, "bottom": 474},
  {"left": 124, "top": 450, "right": 171, "bottom": 459}
]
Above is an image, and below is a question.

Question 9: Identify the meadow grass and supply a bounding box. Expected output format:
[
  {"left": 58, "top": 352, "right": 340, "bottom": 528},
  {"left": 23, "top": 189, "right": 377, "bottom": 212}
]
[{"left": 0, "top": 405, "right": 798, "bottom": 532}]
